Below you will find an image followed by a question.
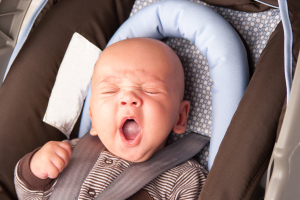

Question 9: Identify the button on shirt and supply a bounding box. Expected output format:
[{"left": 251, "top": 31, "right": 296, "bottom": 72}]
[
  {"left": 105, "top": 158, "right": 113, "bottom": 165},
  {"left": 87, "top": 188, "right": 96, "bottom": 197}
]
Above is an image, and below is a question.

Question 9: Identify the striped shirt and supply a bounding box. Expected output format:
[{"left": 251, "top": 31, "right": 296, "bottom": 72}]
[{"left": 15, "top": 139, "right": 207, "bottom": 200}]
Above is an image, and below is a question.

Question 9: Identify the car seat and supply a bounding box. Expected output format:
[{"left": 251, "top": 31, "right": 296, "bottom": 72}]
[{"left": 0, "top": 0, "right": 299, "bottom": 199}]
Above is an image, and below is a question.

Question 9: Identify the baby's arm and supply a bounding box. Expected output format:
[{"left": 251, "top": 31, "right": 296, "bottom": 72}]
[
  {"left": 14, "top": 141, "right": 72, "bottom": 200},
  {"left": 30, "top": 141, "right": 72, "bottom": 179}
]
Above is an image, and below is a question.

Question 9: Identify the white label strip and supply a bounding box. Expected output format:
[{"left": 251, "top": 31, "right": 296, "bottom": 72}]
[{"left": 43, "top": 32, "right": 101, "bottom": 138}]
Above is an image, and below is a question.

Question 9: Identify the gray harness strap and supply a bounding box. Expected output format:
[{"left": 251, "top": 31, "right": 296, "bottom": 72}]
[
  {"left": 49, "top": 133, "right": 105, "bottom": 200},
  {"left": 95, "top": 133, "right": 209, "bottom": 200},
  {"left": 49, "top": 133, "right": 209, "bottom": 200}
]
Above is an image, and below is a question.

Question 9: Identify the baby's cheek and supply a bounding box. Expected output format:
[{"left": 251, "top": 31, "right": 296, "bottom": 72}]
[{"left": 157, "top": 102, "right": 177, "bottom": 121}]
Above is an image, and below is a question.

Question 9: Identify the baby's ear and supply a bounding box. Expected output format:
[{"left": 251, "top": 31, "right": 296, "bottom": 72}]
[
  {"left": 90, "top": 125, "right": 97, "bottom": 136},
  {"left": 89, "top": 107, "right": 97, "bottom": 136},
  {"left": 172, "top": 100, "right": 190, "bottom": 134}
]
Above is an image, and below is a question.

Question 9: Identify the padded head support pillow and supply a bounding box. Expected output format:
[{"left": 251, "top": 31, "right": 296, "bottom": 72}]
[{"left": 81, "top": 0, "right": 249, "bottom": 169}]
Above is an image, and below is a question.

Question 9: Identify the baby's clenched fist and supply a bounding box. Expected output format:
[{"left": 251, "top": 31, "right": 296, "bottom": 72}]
[{"left": 30, "top": 141, "right": 72, "bottom": 179}]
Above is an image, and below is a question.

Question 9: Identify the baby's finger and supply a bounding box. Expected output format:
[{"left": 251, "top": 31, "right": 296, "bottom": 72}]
[
  {"left": 50, "top": 155, "right": 66, "bottom": 174},
  {"left": 57, "top": 142, "right": 72, "bottom": 160},
  {"left": 53, "top": 142, "right": 72, "bottom": 168},
  {"left": 46, "top": 161, "right": 61, "bottom": 179}
]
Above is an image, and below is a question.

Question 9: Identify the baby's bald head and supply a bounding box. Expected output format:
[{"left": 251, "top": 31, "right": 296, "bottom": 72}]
[{"left": 92, "top": 38, "right": 185, "bottom": 102}]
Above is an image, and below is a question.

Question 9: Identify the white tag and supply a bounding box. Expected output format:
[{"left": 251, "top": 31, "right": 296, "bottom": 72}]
[{"left": 43, "top": 32, "right": 101, "bottom": 138}]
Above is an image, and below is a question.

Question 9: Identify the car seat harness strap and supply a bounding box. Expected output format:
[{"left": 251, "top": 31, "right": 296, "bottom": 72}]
[
  {"left": 49, "top": 133, "right": 105, "bottom": 200},
  {"left": 49, "top": 132, "right": 209, "bottom": 200}
]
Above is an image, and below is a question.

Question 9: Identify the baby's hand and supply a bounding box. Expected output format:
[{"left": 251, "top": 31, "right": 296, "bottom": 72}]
[{"left": 30, "top": 141, "right": 72, "bottom": 179}]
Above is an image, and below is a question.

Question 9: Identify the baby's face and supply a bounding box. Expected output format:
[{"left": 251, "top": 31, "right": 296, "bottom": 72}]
[{"left": 89, "top": 38, "right": 189, "bottom": 162}]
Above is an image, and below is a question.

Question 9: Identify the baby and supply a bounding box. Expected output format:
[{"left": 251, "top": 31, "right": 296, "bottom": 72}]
[{"left": 15, "top": 38, "right": 207, "bottom": 199}]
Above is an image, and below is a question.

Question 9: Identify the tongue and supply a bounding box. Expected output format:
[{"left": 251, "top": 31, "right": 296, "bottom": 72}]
[{"left": 122, "top": 120, "right": 141, "bottom": 140}]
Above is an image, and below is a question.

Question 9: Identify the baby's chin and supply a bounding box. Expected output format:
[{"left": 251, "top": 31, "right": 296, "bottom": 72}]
[
  {"left": 115, "top": 142, "right": 166, "bottom": 163},
  {"left": 127, "top": 156, "right": 152, "bottom": 163},
  {"left": 105, "top": 143, "right": 152, "bottom": 163}
]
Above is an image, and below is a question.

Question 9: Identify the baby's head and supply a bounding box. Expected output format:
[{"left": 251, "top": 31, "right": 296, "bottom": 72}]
[{"left": 89, "top": 38, "right": 190, "bottom": 162}]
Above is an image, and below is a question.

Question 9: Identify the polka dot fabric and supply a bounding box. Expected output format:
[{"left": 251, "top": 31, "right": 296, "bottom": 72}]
[
  {"left": 130, "top": 0, "right": 281, "bottom": 170},
  {"left": 207, "top": 4, "right": 281, "bottom": 64},
  {"left": 165, "top": 38, "right": 212, "bottom": 138}
]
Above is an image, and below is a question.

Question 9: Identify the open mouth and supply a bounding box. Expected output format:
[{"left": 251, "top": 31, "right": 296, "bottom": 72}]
[{"left": 121, "top": 119, "right": 141, "bottom": 141}]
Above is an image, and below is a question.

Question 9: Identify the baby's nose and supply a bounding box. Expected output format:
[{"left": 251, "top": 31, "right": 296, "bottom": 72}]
[{"left": 120, "top": 92, "right": 142, "bottom": 107}]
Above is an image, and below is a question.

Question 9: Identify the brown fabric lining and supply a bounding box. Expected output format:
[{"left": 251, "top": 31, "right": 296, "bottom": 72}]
[
  {"left": 0, "top": 184, "right": 12, "bottom": 200},
  {"left": 262, "top": 0, "right": 278, "bottom": 7},
  {"left": 242, "top": 156, "right": 271, "bottom": 199},
  {"left": 32, "top": 0, "right": 62, "bottom": 29},
  {"left": 0, "top": 0, "right": 135, "bottom": 199},
  {"left": 199, "top": 22, "right": 286, "bottom": 200}
]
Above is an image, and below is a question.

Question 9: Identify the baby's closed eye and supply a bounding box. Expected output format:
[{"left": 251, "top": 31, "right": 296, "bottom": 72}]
[
  {"left": 142, "top": 86, "right": 167, "bottom": 95},
  {"left": 143, "top": 88, "right": 161, "bottom": 94},
  {"left": 99, "top": 86, "right": 120, "bottom": 95}
]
